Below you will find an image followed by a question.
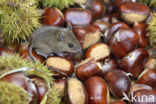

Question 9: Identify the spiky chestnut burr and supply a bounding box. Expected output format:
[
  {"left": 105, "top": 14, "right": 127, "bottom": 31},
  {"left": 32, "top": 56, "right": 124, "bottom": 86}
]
[
  {"left": 40, "top": 0, "right": 74, "bottom": 10},
  {"left": 147, "top": 13, "right": 156, "bottom": 48},
  {"left": 0, "top": 30, "right": 4, "bottom": 47},
  {"left": 0, "top": 0, "right": 40, "bottom": 45},
  {"left": 0, "top": 81, "right": 32, "bottom": 104},
  {"left": 138, "top": 0, "right": 156, "bottom": 8},
  {"left": 0, "top": 54, "right": 61, "bottom": 104}
]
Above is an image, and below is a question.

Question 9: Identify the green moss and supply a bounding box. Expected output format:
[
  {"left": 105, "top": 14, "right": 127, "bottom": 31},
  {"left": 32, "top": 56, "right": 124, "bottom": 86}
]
[
  {"left": 0, "top": 0, "right": 41, "bottom": 45},
  {"left": 0, "top": 54, "right": 61, "bottom": 104},
  {"left": 0, "top": 81, "right": 32, "bottom": 104},
  {"left": 40, "top": 0, "right": 74, "bottom": 10},
  {"left": 147, "top": 13, "right": 156, "bottom": 48}
]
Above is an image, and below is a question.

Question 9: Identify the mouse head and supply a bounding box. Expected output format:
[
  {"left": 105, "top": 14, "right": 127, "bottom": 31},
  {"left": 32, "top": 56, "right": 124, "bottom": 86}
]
[{"left": 56, "top": 24, "right": 82, "bottom": 53}]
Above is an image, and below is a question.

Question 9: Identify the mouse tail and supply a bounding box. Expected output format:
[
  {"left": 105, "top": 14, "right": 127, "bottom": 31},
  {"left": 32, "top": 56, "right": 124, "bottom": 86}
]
[{"left": 29, "top": 45, "right": 36, "bottom": 62}]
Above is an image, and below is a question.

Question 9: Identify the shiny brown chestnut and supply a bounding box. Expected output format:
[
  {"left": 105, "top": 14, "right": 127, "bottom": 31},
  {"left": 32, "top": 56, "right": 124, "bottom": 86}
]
[
  {"left": 26, "top": 79, "right": 39, "bottom": 104},
  {"left": 85, "top": 76, "right": 110, "bottom": 104},
  {"left": 130, "top": 84, "right": 153, "bottom": 94},
  {"left": 0, "top": 47, "right": 14, "bottom": 56},
  {"left": 85, "top": 43, "right": 110, "bottom": 61},
  {"left": 145, "top": 58, "right": 156, "bottom": 70},
  {"left": 130, "top": 89, "right": 156, "bottom": 104},
  {"left": 41, "top": 7, "right": 64, "bottom": 26},
  {"left": 29, "top": 76, "right": 48, "bottom": 103},
  {"left": 64, "top": 78, "right": 88, "bottom": 104},
  {"left": 111, "top": 13, "right": 121, "bottom": 23},
  {"left": 93, "top": 20, "right": 110, "bottom": 33},
  {"left": 1, "top": 72, "right": 39, "bottom": 104},
  {"left": 120, "top": 2, "right": 150, "bottom": 24},
  {"left": 1, "top": 72, "right": 28, "bottom": 89},
  {"left": 119, "top": 48, "right": 149, "bottom": 79},
  {"left": 46, "top": 57, "right": 74, "bottom": 78},
  {"left": 104, "top": 22, "right": 129, "bottom": 44},
  {"left": 104, "top": 70, "right": 131, "bottom": 98},
  {"left": 111, "top": 101, "right": 126, "bottom": 104},
  {"left": 72, "top": 24, "right": 101, "bottom": 49},
  {"left": 110, "top": 28, "right": 139, "bottom": 58},
  {"left": 101, "top": 16, "right": 111, "bottom": 23},
  {"left": 114, "top": 0, "right": 130, "bottom": 9},
  {"left": 101, "top": 59, "right": 117, "bottom": 77},
  {"left": 19, "top": 43, "right": 44, "bottom": 62},
  {"left": 86, "top": 0, "right": 105, "bottom": 19},
  {"left": 76, "top": 57, "right": 102, "bottom": 81},
  {"left": 64, "top": 8, "right": 93, "bottom": 26},
  {"left": 138, "top": 69, "right": 156, "bottom": 89},
  {"left": 21, "top": 50, "right": 44, "bottom": 62},
  {"left": 133, "top": 23, "right": 149, "bottom": 48},
  {"left": 105, "top": 4, "right": 114, "bottom": 16},
  {"left": 54, "top": 79, "right": 67, "bottom": 97}
]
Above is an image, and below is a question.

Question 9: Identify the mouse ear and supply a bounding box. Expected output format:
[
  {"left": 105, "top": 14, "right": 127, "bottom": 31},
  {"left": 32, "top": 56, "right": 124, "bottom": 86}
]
[
  {"left": 67, "top": 23, "right": 72, "bottom": 30},
  {"left": 57, "top": 32, "right": 64, "bottom": 41}
]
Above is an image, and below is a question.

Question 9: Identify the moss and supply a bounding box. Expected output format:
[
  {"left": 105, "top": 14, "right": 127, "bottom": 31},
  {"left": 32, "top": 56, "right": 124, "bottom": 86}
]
[
  {"left": 147, "top": 13, "right": 156, "bottom": 48},
  {"left": 0, "top": 0, "right": 41, "bottom": 45},
  {"left": 0, "top": 81, "right": 32, "bottom": 104},
  {"left": 40, "top": 0, "right": 74, "bottom": 10},
  {"left": 0, "top": 54, "right": 61, "bottom": 104}
]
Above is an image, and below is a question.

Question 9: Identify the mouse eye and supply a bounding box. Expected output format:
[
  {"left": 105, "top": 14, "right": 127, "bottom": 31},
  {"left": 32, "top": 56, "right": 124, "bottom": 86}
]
[{"left": 68, "top": 43, "right": 73, "bottom": 48}]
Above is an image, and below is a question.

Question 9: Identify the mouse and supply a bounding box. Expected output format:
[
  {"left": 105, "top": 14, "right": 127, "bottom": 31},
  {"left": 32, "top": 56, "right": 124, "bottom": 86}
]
[{"left": 29, "top": 24, "right": 82, "bottom": 60}]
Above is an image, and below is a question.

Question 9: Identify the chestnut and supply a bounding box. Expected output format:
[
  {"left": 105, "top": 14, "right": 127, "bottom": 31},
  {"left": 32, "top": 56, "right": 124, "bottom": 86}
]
[
  {"left": 64, "top": 78, "right": 88, "bottom": 104},
  {"left": 110, "top": 28, "right": 139, "bottom": 58},
  {"left": 76, "top": 57, "right": 102, "bottom": 81},
  {"left": 86, "top": 0, "right": 105, "bottom": 19},
  {"left": 19, "top": 44, "right": 44, "bottom": 62},
  {"left": 105, "top": 4, "right": 114, "bottom": 15},
  {"left": 1, "top": 72, "right": 27, "bottom": 89},
  {"left": 120, "top": 2, "right": 150, "bottom": 24},
  {"left": 101, "top": 16, "right": 111, "bottom": 23},
  {"left": 0, "top": 47, "right": 14, "bottom": 56},
  {"left": 104, "top": 70, "right": 131, "bottom": 98},
  {"left": 138, "top": 69, "right": 156, "bottom": 89},
  {"left": 114, "top": 0, "right": 130, "bottom": 9},
  {"left": 104, "top": 22, "right": 129, "bottom": 44},
  {"left": 41, "top": 7, "right": 64, "bottom": 26},
  {"left": 119, "top": 48, "right": 149, "bottom": 79},
  {"left": 46, "top": 57, "right": 74, "bottom": 78},
  {"left": 93, "top": 20, "right": 110, "bottom": 33},
  {"left": 130, "top": 89, "right": 156, "bottom": 104},
  {"left": 18, "top": 42, "right": 29, "bottom": 53},
  {"left": 64, "top": 8, "right": 93, "bottom": 26},
  {"left": 1, "top": 72, "right": 39, "bottom": 104},
  {"left": 101, "top": 59, "right": 117, "bottom": 76},
  {"left": 26, "top": 79, "right": 39, "bottom": 104},
  {"left": 85, "top": 43, "right": 110, "bottom": 61},
  {"left": 72, "top": 24, "right": 101, "bottom": 49},
  {"left": 111, "top": 13, "right": 121, "bottom": 23},
  {"left": 133, "top": 23, "right": 149, "bottom": 48},
  {"left": 84, "top": 76, "right": 110, "bottom": 104},
  {"left": 145, "top": 58, "right": 156, "bottom": 70},
  {"left": 54, "top": 79, "right": 67, "bottom": 97},
  {"left": 29, "top": 76, "right": 48, "bottom": 103},
  {"left": 111, "top": 101, "right": 126, "bottom": 104},
  {"left": 130, "top": 84, "right": 153, "bottom": 94}
]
